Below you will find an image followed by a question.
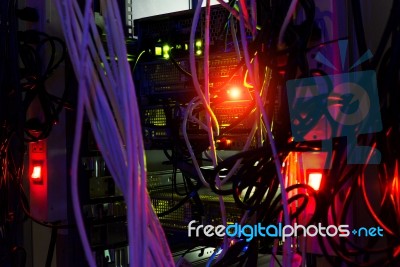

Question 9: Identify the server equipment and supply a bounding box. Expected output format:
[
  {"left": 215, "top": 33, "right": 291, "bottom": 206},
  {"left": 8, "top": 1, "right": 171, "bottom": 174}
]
[{"left": 134, "top": 5, "right": 256, "bottom": 151}]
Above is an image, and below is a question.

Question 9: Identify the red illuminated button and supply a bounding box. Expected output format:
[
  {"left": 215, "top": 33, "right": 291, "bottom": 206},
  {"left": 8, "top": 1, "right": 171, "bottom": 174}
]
[
  {"left": 307, "top": 171, "right": 323, "bottom": 191},
  {"left": 31, "top": 163, "right": 43, "bottom": 184}
]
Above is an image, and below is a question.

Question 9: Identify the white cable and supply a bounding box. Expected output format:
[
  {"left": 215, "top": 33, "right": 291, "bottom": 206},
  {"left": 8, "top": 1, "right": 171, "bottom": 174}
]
[
  {"left": 59, "top": 0, "right": 96, "bottom": 265},
  {"left": 220, "top": 114, "right": 258, "bottom": 184},
  {"left": 229, "top": 15, "right": 242, "bottom": 61},
  {"left": 250, "top": 0, "right": 257, "bottom": 37},
  {"left": 182, "top": 98, "right": 211, "bottom": 187},
  {"left": 186, "top": 1, "right": 266, "bottom": 260},
  {"left": 189, "top": 0, "right": 220, "bottom": 137},
  {"left": 206, "top": 1, "right": 228, "bottom": 255},
  {"left": 56, "top": 0, "right": 175, "bottom": 266},
  {"left": 216, "top": 0, "right": 253, "bottom": 32},
  {"left": 204, "top": 0, "right": 214, "bottom": 167},
  {"left": 100, "top": 2, "right": 145, "bottom": 264},
  {"left": 237, "top": 1, "right": 292, "bottom": 266}
]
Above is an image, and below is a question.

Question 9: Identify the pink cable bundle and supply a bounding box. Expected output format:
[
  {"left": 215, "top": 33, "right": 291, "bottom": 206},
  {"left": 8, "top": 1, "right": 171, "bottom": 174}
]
[{"left": 55, "top": 0, "right": 174, "bottom": 266}]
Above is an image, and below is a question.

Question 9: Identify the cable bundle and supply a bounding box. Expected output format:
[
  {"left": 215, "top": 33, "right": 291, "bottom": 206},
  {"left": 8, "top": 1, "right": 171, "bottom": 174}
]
[
  {"left": 148, "top": 0, "right": 400, "bottom": 266},
  {"left": 54, "top": 0, "right": 400, "bottom": 266},
  {"left": 179, "top": 0, "right": 296, "bottom": 265},
  {"left": 55, "top": 0, "right": 174, "bottom": 266},
  {"left": 19, "top": 30, "right": 67, "bottom": 142}
]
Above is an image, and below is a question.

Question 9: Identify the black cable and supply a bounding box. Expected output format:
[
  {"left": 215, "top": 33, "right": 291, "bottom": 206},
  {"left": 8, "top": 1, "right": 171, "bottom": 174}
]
[
  {"left": 18, "top": 182, "right": 73, "bottom": 229},
  {"left": 218, "top": 101, "right": 256, "bottom": 135},
  {"left": 172, "top": 164, "right": 189, "bottom": 197},
  {"left": 0, "top": 0, "right": 25, "bottom": 250},
  {"left": 169, "top": 54, "right": 193, "bottom": 78},
  {"left": 308, "top": 142, "right": 400, "bottom": 267},
  {"left": 351, "top": 0, "right": 368, "bottom": 69},
  {"left": 208, "top": 147, "right": 270, "bottom": 196},
  {"left": 45, "top": 227, "right": 57, "bottom": 267},
  {"left": 18, "top": 30, "right": 68, "bottom": 142},
  {"left": 272, "top": 253, "right": 283, "bottom": 267},
  {"left": 212, "top": 239, "right": 249, "bottom": 267},
  {"left": 231, "top": 156, "right": 276, "bottom": 211},
  {"left": 157, "top": 180, "right": 202, "bottom": 217},
  {"left": 141, "top": 2, "right": 400, "bottom": 266},
  {"left": 371, "top": 0, "right": 398, "bottom": 68},
  {"left": 178, "top": 245, "right": 207, "bottom": 262},
  {"left": 157, "top": 191, "right": 191, "bottom": 218},
  {"left": 224, "top": 1, "right": 400, "bottom": 266}
]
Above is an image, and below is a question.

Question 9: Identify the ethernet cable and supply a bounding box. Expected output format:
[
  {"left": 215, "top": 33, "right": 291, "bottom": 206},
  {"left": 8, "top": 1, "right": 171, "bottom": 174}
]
[
  {"left": 236, "top": 1, "right": 293, "bottom": 266},
  {"left": 55, "top": 0, "right": 174, "bottom": 266}
]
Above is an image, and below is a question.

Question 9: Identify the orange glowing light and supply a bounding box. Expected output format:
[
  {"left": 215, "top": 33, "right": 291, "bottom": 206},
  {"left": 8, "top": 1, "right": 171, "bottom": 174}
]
[
  {"left": 308, "top": 172, "right": 323, "bottom": 191},
  {"left": 227, "top": 87, "right": 241, "bottom": 100}
]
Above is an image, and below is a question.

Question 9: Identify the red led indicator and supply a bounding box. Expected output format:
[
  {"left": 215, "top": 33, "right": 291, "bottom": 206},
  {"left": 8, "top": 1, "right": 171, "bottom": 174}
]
[
  {"left": 308, "top": 171, "right": 323, "bottom": 191},
  {"left": 31, "top": 164, "right": 43, "bottom": 184}
]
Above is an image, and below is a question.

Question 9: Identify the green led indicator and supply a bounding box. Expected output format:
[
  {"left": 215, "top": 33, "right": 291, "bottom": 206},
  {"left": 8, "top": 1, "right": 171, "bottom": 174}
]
[
  {"left": 155, "top": 47, "right": 162, "bottom": 56},
  {"left": 163, "top": 45, "right": 170, "bottom": 59},
  {"left": 163, "top": 45, "right": 170, "bottom": 52}
]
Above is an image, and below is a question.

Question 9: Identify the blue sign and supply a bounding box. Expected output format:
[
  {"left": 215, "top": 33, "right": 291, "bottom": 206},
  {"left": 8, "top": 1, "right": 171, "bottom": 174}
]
[{"left": 286, "top": 41, "right": 382, "bottom": 165}]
